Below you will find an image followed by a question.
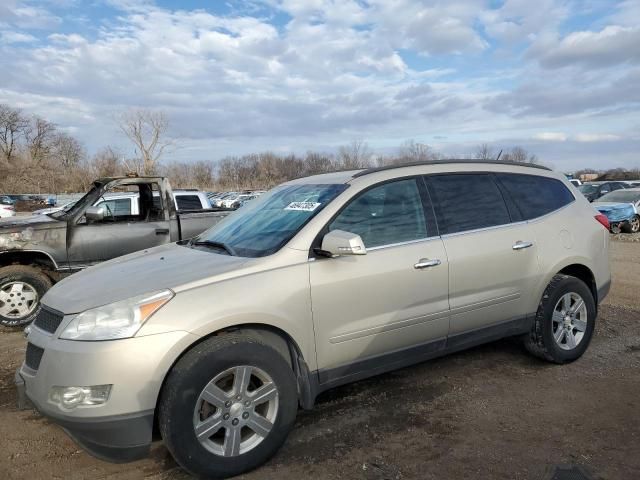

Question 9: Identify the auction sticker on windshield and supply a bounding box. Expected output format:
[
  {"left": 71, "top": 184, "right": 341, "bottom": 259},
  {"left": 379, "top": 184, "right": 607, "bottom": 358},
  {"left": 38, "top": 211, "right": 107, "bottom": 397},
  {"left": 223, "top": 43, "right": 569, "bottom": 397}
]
[{"left": 285, "top": 202, "right": 321, "bottom": 211}]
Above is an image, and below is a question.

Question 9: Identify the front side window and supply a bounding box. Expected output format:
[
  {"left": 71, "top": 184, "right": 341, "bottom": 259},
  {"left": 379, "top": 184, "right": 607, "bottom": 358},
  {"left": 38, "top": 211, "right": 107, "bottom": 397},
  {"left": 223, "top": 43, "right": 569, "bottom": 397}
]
[
  {"left": 95, "top": 198, "right": 132, "bottom": 218},
  {"left": 193, "top": 183, "right": 347, "bottom": 257},
  {"left": 428, "top": 174, "right": 511, "bottom": 234},
  {"left": 329, "top": 178, "right": 427, "bottom": 248},
  {"left": 496, "top": 173, "right": 575, "bottom": 220}
]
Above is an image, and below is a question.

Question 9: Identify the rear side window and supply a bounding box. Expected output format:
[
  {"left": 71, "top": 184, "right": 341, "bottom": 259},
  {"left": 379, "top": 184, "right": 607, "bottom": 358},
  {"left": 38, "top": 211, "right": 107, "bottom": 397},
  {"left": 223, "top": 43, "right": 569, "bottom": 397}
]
[
  {"left": 428, "top": 174, "right": 511, "bottom": 235},
  {"left": 496, "top": 173, "right": 574, "bottom": 220},
  {"left": 176, "top": 195, "right": 202, "bottom": 210}
]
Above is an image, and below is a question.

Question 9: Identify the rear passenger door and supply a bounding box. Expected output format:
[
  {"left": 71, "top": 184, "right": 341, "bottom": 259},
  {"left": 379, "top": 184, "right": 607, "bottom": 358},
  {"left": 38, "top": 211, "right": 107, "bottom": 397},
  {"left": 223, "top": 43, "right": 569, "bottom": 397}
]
[{"left": 426, "top": 173, "right": 540, "bottom": 346}]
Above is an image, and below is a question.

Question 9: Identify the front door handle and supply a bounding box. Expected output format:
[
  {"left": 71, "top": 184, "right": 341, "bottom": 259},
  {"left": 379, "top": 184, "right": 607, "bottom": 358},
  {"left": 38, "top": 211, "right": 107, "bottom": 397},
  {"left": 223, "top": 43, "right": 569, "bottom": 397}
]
[
  {"left": 155, "top": 228, "right": 170, "bottom": 235},
  {"left": 414, "top": 258, "right": 441, "bottom": 269},
  {"left": 512, "top": 241, "right": 534, "bottom": 250}
]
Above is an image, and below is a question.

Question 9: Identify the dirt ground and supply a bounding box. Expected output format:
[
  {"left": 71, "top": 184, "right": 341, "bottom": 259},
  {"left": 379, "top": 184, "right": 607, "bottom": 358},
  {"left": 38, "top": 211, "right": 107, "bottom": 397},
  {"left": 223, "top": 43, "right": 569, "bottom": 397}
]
[{"left": 0, "top": 240, "right": 638, "bottom": 480}]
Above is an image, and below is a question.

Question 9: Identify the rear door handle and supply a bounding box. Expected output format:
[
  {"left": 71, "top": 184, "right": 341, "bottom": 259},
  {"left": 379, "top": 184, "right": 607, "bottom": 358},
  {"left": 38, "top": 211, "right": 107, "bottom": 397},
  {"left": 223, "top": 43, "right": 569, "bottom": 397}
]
[
  {"left": 512, "top": 241, "right": 534, "bottom": 250},
  {"left": 155, "top": 228, "right": 170, "bottom": 235},
  {"left": 414, "top": 258, "right": 441, "bottom": 269}
]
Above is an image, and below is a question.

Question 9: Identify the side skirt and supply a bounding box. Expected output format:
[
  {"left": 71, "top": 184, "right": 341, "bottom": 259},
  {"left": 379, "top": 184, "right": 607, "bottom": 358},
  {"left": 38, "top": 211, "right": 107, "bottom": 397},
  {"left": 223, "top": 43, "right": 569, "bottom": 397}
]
[{"left": 309, "top": 315, "right": 534, "bottom": 404}]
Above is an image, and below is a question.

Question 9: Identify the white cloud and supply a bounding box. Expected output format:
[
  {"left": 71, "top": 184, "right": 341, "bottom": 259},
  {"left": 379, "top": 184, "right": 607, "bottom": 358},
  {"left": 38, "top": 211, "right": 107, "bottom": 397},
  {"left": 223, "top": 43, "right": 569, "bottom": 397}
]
[
  {"left": 0, "top": 30, "right": 36, "bottom": 43},
  {"left": 534, "top": 132, "right": 567, "bottom": 142},
  {"left": 535, "top": 26, "right": 640, "bottom": 69},
  {"left": 575, "top": 133, "right": 622, "bottom": 143}
]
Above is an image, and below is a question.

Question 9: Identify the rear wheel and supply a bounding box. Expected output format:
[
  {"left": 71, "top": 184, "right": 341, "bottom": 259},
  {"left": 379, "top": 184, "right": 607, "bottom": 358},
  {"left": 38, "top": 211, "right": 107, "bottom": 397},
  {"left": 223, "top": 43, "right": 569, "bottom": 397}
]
[
  {"left": 622, "top": 215, "right": 640, "bottom": 234},
  {"left": 0, "top": 265, "right": 52, "bottom": 327},
  {"left": 159, "top": 333, "right": 298, "bottom": 478},
  {"left": 524, "top": 274, "right": 596, "bottom": 364}
]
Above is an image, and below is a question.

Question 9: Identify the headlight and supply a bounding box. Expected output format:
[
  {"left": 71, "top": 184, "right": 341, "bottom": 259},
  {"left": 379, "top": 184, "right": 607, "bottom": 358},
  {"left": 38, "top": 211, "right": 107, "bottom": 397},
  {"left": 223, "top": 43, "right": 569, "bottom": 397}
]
[{"left": 59, "top": 290, "right": 174, "bottom": 341}]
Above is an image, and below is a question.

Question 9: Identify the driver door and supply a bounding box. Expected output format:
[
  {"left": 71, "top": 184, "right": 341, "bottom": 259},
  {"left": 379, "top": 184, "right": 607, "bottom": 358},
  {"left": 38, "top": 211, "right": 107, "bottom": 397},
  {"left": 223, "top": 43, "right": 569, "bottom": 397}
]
[
  {"left": 67, "top": 188, "right": 172, "bottom": 269},
  {"left": 309, "top": 177, "right": 450, "bottom": 384}
]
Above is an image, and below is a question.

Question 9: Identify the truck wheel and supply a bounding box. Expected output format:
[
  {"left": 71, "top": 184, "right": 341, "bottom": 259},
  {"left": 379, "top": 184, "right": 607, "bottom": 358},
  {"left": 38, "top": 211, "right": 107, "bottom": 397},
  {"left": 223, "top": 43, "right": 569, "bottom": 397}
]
[
  {"left": 0, "top": 265, "right": 52, "bottom": 327},
  {"left": 524, "top": 274, "right": 596, "bottom": 364},
  {"left": 622, "top": 215, "right": 640, "bottom": 234},
  {"left": 159, "top": 333, "right": 298, "bottom": 478}
]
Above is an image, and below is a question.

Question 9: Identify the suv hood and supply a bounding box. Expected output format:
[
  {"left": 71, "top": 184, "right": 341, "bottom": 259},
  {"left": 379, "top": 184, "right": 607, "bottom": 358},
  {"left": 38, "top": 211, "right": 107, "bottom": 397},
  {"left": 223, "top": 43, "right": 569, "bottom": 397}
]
[{"left": 42, "top": 242, "right": 252, "bottom": 314}]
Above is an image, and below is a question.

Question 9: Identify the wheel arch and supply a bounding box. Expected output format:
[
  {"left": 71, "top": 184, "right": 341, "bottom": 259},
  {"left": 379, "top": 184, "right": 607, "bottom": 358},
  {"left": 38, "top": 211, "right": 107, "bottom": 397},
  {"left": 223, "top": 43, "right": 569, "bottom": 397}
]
[
  {"left": 0, "top": 250, "right": 58, "bottom": 272},
  {"left": 152, "top": 323, "right": 317, "bottom": 440},
  {"left": 556, "top": 263, "right": 597, "bottom": 305}
]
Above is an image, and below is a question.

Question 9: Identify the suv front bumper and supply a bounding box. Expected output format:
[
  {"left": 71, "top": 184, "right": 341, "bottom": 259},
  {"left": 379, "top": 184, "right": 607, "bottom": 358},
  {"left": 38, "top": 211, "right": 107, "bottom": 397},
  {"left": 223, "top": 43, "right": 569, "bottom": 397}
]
[
  {"left": 16, "top": 327, "right": 198, "bottom": 463},
  {"left": 16, "top": 368, "right": 153, "bottom": 462}
]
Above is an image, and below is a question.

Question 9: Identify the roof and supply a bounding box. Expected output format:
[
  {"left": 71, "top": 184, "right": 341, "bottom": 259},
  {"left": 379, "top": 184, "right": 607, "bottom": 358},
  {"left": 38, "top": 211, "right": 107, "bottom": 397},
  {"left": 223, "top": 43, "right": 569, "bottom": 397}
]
[{"left": 352, "top": 159, "right": 551, "bottom": 178}]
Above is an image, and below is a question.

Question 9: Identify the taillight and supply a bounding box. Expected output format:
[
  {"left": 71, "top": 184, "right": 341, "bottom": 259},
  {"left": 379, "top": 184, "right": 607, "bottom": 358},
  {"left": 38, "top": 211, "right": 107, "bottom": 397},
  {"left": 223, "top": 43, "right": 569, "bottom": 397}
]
[
  {"left": 6, "top": 206, "right": 14, "bottom": 211},
  {"left": 595, "top": 214, "right": 610, "bottom": 230}
]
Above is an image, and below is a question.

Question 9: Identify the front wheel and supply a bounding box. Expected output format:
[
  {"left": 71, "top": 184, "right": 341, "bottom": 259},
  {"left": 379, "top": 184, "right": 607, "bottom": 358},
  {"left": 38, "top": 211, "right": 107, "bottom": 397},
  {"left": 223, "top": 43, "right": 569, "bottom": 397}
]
[
  {"left": 0, "top": 265, "right": 52, "bottom": 327},
  {"left": 524, "top": 274, "right": 596, "bottom": 364},
  {"left": 158, "top": 333, "right": 298, "bottom": 478}
]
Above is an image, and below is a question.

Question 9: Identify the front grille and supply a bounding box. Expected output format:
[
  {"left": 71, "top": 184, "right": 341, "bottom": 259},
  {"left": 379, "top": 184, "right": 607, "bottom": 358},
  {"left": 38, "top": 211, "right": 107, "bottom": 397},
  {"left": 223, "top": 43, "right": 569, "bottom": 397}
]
[
  {"left": 25, "top": 343, "right": 44, "bottom": 371},
  {"left": 33, "top": 306, "right": 64, "bottom": 334}
]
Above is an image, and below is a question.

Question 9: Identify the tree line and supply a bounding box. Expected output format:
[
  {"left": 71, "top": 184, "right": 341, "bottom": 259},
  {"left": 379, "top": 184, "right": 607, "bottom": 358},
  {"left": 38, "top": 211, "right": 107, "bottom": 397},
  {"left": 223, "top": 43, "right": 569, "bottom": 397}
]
[{"left": 2, "top": 103, "right": 626, "bottom": 194}]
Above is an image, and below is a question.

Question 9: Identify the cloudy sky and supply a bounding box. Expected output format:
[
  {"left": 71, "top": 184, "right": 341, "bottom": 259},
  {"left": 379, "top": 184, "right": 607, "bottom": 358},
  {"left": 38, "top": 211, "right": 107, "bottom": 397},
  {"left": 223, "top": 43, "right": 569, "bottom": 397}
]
[{"left": 1, "top": 0, "right": 639, "bottom": 171}]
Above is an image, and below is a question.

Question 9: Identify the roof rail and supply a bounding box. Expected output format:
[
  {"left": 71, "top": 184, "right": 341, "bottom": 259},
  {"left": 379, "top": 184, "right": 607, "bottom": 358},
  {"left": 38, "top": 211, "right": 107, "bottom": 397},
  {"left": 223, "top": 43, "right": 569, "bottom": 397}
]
[{"left": 352, "top": 159, "right": 551, "bottom": 178}]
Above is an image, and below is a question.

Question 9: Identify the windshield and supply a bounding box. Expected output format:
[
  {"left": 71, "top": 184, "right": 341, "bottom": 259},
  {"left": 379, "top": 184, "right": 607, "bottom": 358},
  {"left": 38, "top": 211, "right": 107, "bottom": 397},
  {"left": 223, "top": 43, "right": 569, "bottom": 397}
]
[
  {"left": 578, "top": 184, "right": 599, "bottom": 194},
  {"left": 597, "top": 191, "right": 640, "bottom": 203},
  {"left": 191, "top": 183, "right": 348, "bottom": 257},
  {"left": 49, "top": 183, "right": 102, "bottom": 219}
]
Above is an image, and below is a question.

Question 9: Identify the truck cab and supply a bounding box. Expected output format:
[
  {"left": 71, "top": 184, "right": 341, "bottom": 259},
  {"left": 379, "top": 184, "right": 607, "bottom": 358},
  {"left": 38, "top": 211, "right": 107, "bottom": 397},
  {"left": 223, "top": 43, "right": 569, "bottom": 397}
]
[{"left": 0, "top": 176, "right": 229, "bottom": 326}]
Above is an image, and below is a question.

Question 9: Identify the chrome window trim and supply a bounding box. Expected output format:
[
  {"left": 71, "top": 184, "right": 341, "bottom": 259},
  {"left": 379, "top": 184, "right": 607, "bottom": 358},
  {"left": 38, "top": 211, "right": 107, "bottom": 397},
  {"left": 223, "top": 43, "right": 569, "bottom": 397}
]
[{"left": 366, "top": 235, "right": 440, "bottom": 251}]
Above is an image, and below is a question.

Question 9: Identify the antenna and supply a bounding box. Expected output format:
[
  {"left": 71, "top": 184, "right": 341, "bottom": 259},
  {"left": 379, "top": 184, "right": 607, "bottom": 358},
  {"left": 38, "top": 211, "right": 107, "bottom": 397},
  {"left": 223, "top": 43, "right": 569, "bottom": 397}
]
[{"left": 495, "top": 149, "right": 503, "bottom": 161}]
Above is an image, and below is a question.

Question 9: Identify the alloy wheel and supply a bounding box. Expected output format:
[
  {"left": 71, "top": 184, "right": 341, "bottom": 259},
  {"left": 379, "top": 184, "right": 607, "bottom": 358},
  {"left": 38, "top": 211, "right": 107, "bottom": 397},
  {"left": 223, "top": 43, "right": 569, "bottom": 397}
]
[
  {"left": 552, "top": 292, "right": 588, "bottom": 351},
  {"left": 193, "top": 365, "right": 279, "bottom": 457}
]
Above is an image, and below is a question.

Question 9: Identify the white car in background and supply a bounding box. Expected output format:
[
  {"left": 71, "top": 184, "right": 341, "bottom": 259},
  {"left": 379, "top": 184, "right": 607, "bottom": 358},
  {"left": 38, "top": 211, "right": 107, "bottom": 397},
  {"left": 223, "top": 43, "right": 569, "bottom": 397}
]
[
  {"left": 32, "top": 201, "right": 77, "bottom": 216},
  {"left": 0, "top": 197, "right": 16, "bottom": 218}
]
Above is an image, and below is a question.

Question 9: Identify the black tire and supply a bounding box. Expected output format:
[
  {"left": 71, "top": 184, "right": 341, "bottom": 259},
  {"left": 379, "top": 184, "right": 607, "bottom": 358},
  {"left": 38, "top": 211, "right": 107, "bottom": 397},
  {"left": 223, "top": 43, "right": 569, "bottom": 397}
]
[
  {"left": 159, "top": 333, "right": 298, "bottom": 479},
  {"left": 622, "top": 215, "right": 640, "bottom": 234},
  {"left": 0, "top": 265, "right": 52, "bottom": 327},
  {"left": 524, "top": 274, "right": 596, "bottom": 364}
]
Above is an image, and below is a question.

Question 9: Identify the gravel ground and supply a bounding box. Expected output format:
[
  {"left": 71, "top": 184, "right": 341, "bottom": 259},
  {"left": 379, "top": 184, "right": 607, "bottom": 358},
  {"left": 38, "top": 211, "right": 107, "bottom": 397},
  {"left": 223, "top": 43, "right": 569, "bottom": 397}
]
[{"left": 0, "top": 239, "right": 638, "bottom": 480}]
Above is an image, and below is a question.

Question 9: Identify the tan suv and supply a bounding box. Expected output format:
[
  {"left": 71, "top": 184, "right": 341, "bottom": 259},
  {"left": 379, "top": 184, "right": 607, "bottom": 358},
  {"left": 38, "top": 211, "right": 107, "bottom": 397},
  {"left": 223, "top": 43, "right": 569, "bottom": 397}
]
[{"left": 17, "top": 161, "right": 611, "bottom": 478}]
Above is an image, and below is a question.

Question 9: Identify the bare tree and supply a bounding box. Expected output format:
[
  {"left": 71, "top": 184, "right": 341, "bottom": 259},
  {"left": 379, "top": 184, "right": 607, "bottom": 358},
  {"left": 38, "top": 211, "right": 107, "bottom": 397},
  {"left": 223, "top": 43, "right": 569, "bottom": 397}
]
[
  {"left": 474, "top": 143, "right": 495, "bottom": 160},
  {"left": 338, "top": 139, "right": 372, "bottom": 169},
  {"left": 396, "top": 139, "right": 440, "bottom": 164},
  {"left": 0, "top": 104, "right": 29, "bottom": 163},
  {"left": 501, "top": 146, "right": 537, "bottom": 164},
  {"left": 26, "top": 116, "right": 57, "bottom": 166},
  {"left": 53, "top": 132, "right": 85, "bottom": 168},
  {"left": 118, "top": 109, "right": 171, "bottom": 175},
  {"left": 91, "top": 147, "right": 123, "bottom": 178}
]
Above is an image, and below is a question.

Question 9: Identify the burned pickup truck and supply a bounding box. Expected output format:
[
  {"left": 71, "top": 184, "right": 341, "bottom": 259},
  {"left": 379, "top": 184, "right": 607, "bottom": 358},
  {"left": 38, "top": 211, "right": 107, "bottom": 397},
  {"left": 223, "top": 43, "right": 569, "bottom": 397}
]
[{"left": 0, "top": 176, "right": 231, "bottom": 327}]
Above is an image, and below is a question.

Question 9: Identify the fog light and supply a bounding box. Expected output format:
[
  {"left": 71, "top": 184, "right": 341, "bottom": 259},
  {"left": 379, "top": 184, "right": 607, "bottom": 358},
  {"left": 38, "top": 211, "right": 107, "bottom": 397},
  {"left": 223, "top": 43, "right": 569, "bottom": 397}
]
[{"left": 49, "top": 385, "right": 112, "bottom": 410}]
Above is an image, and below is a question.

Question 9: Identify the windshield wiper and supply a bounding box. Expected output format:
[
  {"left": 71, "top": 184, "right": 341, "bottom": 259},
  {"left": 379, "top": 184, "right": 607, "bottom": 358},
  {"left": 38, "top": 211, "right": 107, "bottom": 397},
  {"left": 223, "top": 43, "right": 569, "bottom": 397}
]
[{"left": 190, "top": 239, "right": 236, "bottom": 256}]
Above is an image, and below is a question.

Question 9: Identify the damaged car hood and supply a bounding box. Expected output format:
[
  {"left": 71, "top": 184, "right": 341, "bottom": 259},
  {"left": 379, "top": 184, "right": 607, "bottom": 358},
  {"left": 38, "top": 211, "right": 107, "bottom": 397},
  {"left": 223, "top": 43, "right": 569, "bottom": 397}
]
[
  {"left": 42, "top": 242, "right": 252, "bottom": 314},
  {"left": 0, "top": 214, "right": 66, "bottom": 249}
]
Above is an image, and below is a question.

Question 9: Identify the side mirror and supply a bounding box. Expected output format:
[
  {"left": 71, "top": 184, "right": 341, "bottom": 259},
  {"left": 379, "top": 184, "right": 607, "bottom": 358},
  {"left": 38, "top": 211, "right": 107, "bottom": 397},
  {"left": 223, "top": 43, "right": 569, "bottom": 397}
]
[
  {"left": 85, "top": 205, "right": 105, "bottom": 222},
  {"left": 320, "top": 230, "right": 367, "bottom": 257}
]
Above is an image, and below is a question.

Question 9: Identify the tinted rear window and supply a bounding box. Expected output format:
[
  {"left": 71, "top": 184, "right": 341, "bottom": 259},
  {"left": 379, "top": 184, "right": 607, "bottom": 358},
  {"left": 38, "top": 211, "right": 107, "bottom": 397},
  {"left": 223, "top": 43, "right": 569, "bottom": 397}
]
[
  {"left": 496, "top": 173, "right": 574, "bottom": 220},
  {"left": 428, "top": 174, "right": 511, "bottom": 234},
  {"left": 176, "top": 195, "right": 202, "bottom": 210}
]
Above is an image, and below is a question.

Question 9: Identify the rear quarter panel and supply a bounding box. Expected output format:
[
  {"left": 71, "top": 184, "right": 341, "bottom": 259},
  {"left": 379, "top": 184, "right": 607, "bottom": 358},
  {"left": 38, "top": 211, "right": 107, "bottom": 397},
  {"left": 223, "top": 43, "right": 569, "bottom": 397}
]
[{"left": 529, "top": 197, "right": 610, "bottom": 306}]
